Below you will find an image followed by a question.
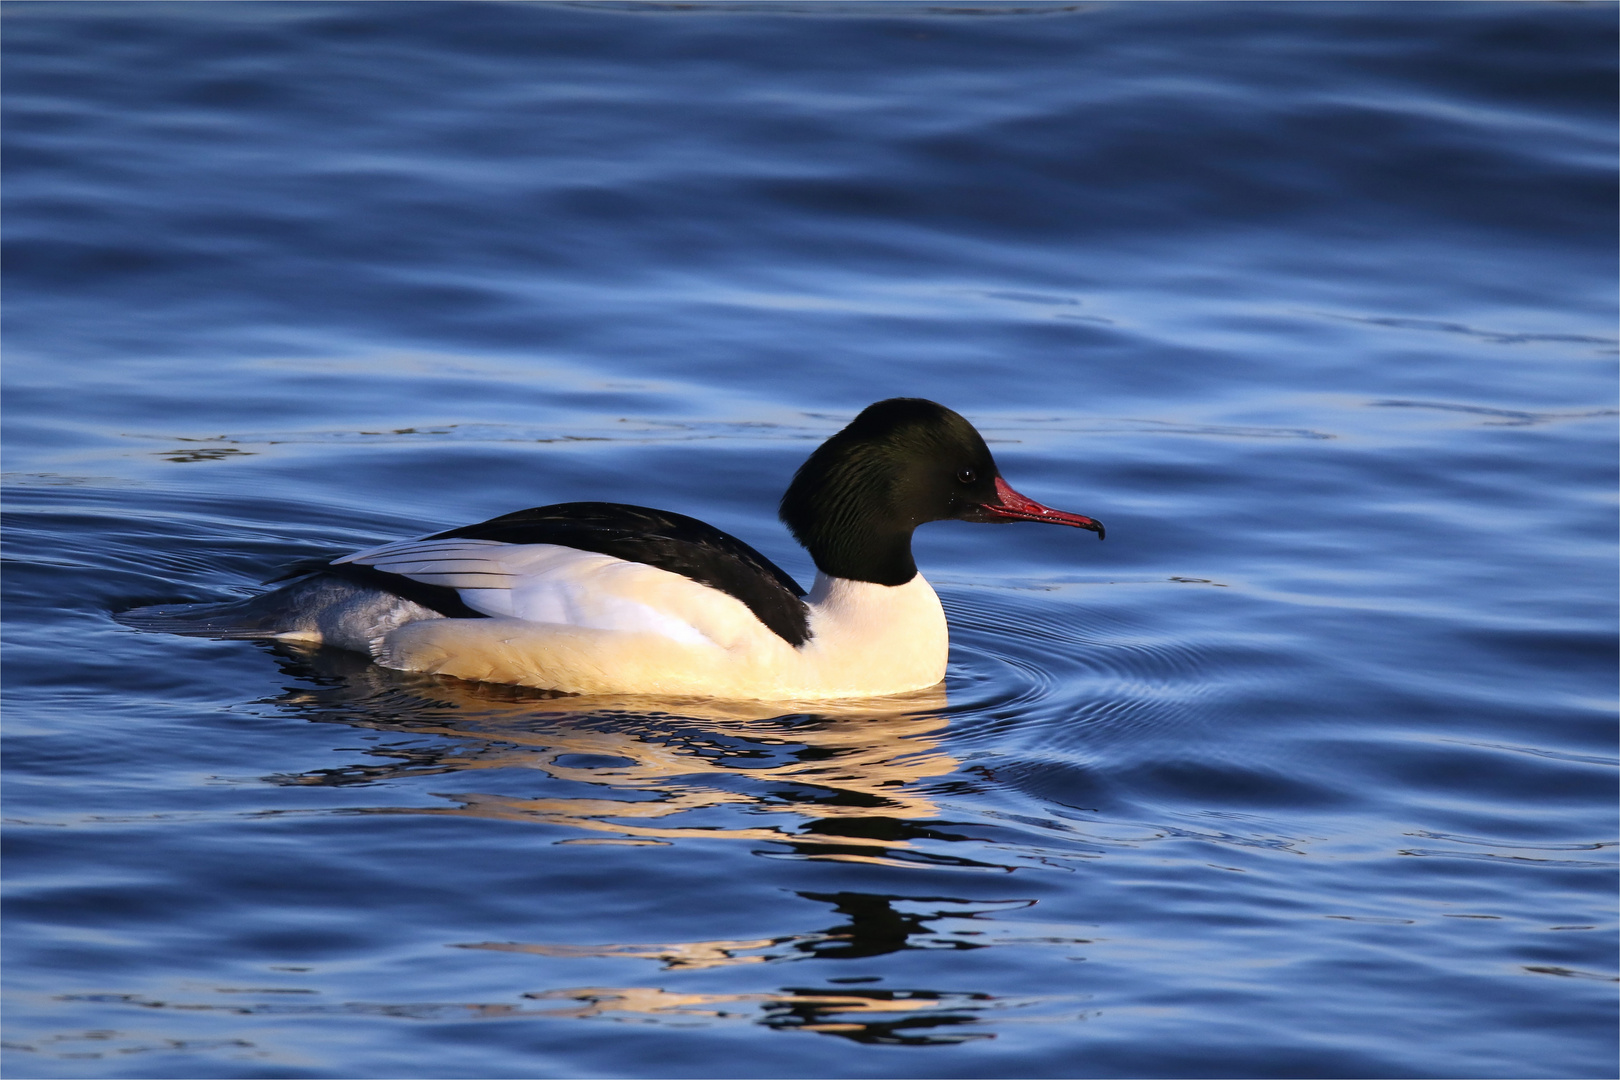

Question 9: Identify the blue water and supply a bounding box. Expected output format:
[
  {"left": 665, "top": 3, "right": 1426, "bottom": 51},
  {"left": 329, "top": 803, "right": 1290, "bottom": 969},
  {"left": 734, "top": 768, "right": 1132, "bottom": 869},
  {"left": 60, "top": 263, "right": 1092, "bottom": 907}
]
[{"left": 4, "top": 3, "right": 1616, "bottom": 1077}]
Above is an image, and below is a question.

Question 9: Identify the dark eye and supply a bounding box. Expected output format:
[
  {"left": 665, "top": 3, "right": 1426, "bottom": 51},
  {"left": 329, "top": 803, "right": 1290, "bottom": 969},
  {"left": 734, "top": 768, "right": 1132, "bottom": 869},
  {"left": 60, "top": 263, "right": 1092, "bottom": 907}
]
[{"left": 956, "top": 468, "right": 976, "bottom": 484}]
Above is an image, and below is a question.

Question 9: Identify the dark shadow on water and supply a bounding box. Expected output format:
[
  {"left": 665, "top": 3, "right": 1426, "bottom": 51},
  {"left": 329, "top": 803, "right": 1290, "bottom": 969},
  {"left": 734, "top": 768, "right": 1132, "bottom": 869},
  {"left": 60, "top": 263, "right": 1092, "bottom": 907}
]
[
  {"left": 457, "top": 890, "right": 1039, "bottom": 969},
  {"left": 59, "top": 881, "right": 1065, "bottom": 1045},
  {"left": 61, "top": 982, "right": 1042, "bottom": 1046}
]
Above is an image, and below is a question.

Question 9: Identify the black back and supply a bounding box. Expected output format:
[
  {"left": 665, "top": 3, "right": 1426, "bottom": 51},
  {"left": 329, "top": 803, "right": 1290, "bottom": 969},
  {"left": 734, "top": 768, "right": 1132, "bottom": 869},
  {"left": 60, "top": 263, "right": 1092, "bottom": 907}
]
[{"left": 424, "top": 501, "right": 812, "bottom": 646}]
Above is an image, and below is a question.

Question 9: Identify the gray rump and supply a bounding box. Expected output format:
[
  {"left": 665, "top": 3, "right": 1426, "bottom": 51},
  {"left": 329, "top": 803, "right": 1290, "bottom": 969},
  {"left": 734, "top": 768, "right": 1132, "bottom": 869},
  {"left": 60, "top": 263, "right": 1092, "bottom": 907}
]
[{"left": 115, "top": 572, "right": 443, "bottom": 653}]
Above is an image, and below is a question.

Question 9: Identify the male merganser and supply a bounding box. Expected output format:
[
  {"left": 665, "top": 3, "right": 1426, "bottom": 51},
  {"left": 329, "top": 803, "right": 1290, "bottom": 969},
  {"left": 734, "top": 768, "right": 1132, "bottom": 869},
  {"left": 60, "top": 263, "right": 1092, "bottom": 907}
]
[{"left": 118, "top": 399, "right": 1103, "bottom": 699}]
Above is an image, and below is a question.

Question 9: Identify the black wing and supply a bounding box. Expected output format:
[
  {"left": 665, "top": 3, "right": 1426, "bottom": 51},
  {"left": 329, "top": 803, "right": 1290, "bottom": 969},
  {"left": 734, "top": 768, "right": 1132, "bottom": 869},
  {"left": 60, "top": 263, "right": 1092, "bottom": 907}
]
[{"left": 425, "top": 501, "right": 812, "bottom": 646}]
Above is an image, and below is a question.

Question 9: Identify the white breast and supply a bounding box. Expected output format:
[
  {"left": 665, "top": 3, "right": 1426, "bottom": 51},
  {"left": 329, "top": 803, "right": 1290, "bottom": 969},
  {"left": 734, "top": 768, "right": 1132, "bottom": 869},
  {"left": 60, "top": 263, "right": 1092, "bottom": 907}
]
[{"left": 793, "top": 573, "right": 949, "bottom": 695}]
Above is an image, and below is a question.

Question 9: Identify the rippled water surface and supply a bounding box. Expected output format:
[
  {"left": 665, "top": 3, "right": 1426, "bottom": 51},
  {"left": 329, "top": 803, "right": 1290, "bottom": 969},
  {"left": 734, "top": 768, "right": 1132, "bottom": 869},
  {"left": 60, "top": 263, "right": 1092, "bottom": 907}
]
[{"left": 4, "top": 3, "right": 1616, "bottom": 1077}]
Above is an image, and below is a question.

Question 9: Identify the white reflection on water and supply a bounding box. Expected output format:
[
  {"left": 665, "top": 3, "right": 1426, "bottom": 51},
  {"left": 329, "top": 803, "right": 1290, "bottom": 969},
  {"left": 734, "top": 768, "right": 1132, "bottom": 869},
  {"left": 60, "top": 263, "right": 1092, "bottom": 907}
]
[{"left": 263, "top": 643, "right": 969, "bottom": 862}]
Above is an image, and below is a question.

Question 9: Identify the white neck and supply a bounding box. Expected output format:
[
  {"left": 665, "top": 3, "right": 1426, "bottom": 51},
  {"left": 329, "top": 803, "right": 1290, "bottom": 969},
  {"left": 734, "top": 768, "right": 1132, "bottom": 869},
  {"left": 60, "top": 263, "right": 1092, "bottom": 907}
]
[{"left": 796, "top": 571, "right": 948, "bottom": 694}]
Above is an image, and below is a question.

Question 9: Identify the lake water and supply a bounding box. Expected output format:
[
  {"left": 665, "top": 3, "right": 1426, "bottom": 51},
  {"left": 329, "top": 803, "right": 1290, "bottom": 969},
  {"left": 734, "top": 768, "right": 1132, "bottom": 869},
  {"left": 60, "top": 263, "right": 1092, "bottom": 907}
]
[{"left": 3, "top": 3, "right": 1616, "bottom": 1077}]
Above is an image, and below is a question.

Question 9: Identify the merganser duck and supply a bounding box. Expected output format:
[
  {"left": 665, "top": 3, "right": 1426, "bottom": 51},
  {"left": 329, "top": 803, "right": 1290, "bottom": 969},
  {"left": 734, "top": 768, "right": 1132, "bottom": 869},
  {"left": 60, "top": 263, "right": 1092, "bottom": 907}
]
[{"left": 118, "top": 399, "right": 1103, "bottom": 699}]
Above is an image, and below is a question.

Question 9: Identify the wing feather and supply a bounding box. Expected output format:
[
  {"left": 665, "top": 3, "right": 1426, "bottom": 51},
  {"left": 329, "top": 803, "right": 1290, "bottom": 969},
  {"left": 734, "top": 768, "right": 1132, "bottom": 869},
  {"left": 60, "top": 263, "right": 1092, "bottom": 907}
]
[
  {"left": 336, "top": 538, "right": 519, "bottom": 590},
  {"left": 329, "top": 502, "right": 812, "bottom": 647},
  {"left": 327, "top": 537, "right": 761, "bottom": 647}
]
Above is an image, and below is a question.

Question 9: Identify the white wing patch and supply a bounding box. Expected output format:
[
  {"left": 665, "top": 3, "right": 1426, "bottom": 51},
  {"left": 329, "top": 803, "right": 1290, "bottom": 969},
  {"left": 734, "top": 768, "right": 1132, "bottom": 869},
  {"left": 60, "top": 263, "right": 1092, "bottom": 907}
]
[
  {"left": 334, "top": 538, "right": 518, "bottom": 589},
  {"left": 335, "top": 538, "right": 754, "bottom": 648}
]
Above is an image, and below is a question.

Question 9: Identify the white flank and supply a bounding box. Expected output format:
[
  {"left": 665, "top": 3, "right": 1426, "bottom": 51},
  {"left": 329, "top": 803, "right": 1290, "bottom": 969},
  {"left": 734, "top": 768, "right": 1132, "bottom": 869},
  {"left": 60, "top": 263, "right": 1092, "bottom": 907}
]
[{"left": 333, "top": 537, "right": 950, "bottom": 697}]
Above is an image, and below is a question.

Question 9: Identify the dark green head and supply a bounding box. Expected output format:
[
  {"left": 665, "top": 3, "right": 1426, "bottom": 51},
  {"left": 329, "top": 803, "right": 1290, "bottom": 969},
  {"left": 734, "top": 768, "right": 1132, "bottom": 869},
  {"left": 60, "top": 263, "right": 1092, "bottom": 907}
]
[{"left": 779, "top": 399, "right": 1102, "bottom": 585}]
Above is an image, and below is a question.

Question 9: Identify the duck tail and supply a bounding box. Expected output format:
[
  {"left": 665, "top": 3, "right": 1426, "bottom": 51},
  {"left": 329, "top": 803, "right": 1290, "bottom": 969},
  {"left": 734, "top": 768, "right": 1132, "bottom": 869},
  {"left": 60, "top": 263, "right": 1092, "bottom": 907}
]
[
  {"left": 114, "top": 594, "right": 310, "bottom": 639},
  {"left": 114, "top": 567, "right": 341, "bottom": 640}
]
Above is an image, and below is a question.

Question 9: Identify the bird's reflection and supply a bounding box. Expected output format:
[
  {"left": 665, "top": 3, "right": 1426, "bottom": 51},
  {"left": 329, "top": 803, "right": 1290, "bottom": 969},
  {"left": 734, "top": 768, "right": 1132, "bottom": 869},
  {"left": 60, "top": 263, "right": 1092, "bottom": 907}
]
[
  {"left": 516, "top": 984, "right": 1005, "bottom": 1045},
  {"left": 460, "top": 892, "right": 1036, "bottom": 969},
  {"left": 73, "top": 983, "right": 1022, "bottom": 1046},
  {"left": 238, "top": 645, "right": 1068, "bottom": 1045},
  {"left": 489, "top": 894, "right": 1033, "bottom": 1045},
  {"left": 256, "top": 642, "right": 994, "bottom": 865}
]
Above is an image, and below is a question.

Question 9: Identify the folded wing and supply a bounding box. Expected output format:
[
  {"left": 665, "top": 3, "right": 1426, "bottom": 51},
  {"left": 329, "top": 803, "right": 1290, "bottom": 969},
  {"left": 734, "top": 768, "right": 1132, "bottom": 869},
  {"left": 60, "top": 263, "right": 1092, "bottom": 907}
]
[{"left": 336, "top": 538, "right": 768, "bottom": 649}]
